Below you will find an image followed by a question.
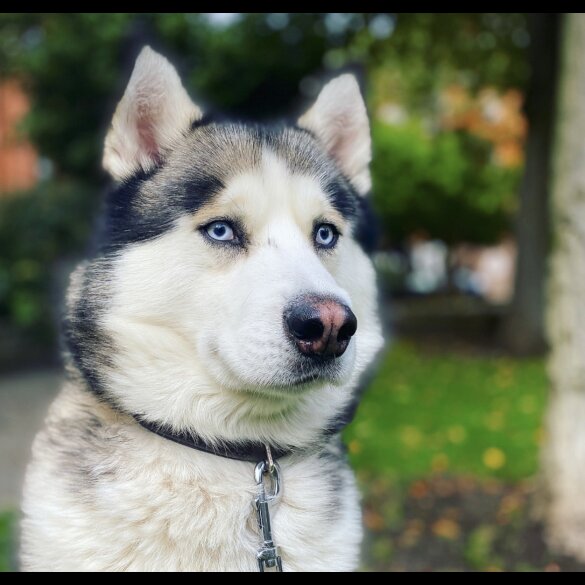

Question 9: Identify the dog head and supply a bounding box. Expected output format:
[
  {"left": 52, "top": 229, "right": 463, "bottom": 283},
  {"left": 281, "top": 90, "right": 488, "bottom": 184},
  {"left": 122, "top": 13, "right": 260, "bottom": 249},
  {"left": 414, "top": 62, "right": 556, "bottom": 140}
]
[{"left": 65, "top": 47, "right": 383, "bottom": 445}]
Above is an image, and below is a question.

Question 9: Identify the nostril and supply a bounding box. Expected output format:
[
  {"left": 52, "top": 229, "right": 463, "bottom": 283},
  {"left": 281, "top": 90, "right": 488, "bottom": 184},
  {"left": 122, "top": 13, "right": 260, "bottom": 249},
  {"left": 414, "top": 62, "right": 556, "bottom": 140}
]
[
  {"left": 288, "top": 315, "right": 324, "bottom": 342},
  {"left": 300, "top": 318, "right": 325, "bottom": 342},
  {"left": 337, "top": 324, "right": 353, "bottom": 343},
  {"left": 337, "top": 311, "right": 358, "bottom": 343},
  {"left": 285, "top": 297, "right": 357, "bottom": 359}
]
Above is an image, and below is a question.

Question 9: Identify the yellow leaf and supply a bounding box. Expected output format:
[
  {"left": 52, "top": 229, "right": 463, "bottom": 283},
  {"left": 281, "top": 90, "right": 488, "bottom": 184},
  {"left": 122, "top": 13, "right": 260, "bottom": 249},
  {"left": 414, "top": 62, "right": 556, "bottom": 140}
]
[
  {"left": 399, "top": 426, "right": 423, "bottom": 448},
  {"left": 432, "top": 453, "right": 450, "bottom": 473},
  {"left": 483, "top": 447, "right": 506, "bottom": 470},
  {"left": 348, "top": 440, "right": 361, "bottom": 455},
  {"left": 432, "top": 518, "right": 461, "bottom": 540}
]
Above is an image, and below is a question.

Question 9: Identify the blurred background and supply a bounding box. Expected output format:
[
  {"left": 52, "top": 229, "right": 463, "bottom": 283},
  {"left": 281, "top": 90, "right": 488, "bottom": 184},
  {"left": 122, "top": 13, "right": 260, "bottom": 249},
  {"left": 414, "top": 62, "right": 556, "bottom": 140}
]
[{"left": 1, "top": 13, "right": 584, "bottom": 572}]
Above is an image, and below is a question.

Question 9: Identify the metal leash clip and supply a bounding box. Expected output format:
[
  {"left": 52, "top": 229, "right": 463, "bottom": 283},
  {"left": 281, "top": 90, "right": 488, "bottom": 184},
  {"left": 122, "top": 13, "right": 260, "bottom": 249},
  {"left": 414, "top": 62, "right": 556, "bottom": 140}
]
[{"left": 254, "top": 446, "right": 283, "bottom": 572}]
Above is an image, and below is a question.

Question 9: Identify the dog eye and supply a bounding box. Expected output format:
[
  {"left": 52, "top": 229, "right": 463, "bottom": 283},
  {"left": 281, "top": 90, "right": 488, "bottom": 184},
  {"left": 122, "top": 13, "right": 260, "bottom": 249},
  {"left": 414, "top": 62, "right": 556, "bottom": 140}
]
[
  {"left": 314, "top": 223, "right": 339, "bottom": 249},
  {"left": 205, "top": 221, "right": 236, "bottom": 242}
]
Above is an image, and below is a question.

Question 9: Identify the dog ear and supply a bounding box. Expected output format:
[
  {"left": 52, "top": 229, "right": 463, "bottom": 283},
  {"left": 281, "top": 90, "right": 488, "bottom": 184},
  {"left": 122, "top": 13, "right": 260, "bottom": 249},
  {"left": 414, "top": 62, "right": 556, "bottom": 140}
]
[
  {"left": 298, "top": 74, "right": 371, "bottom": 195},
  {"left": 103, "top": 46, "right": 202, "bottom": 181}
]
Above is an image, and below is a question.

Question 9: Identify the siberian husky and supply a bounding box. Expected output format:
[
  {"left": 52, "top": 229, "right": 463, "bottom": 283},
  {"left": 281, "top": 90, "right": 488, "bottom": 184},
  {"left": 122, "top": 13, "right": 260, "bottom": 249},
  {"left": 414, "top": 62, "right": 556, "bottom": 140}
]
[{"left": 21, "top": 47, "right": 383, "bottom": 572}]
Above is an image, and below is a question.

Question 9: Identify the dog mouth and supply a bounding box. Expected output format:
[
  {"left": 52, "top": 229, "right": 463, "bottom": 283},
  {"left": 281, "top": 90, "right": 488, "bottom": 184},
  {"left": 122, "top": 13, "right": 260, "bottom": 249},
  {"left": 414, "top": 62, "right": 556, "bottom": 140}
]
[
  {"left": 283, "top": 358, "right": 346, "bottom": 388},
  {"left": 236, "top": 364, "right": 346, "bottom": 397},
  {"left": 205, "top": 338, "right": 351, "bottom": 392},
  {"left": 288, "top": 372, "right": 322, "bottom": 386}
]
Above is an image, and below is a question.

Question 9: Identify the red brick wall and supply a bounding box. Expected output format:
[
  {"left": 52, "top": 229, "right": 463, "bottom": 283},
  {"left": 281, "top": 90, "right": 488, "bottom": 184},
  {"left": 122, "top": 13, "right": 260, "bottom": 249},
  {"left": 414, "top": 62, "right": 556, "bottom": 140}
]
[{"left": 0, "top": 80, "right": 38, "bottom": 195}]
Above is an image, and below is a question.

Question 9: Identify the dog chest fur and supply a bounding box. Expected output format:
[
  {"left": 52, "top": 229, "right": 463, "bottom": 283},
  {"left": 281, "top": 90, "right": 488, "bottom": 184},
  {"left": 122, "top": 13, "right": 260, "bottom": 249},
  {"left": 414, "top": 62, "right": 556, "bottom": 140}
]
[{"left": 21, "top": 385, "right": 362, "bottom": 571}]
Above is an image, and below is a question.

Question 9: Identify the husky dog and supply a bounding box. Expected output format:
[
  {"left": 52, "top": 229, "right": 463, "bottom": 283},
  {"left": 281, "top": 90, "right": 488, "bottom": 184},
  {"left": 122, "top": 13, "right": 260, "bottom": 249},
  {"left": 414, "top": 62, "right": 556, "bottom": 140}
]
[{"left": 21, "top": 47, "right": 383, "bottom": 572}]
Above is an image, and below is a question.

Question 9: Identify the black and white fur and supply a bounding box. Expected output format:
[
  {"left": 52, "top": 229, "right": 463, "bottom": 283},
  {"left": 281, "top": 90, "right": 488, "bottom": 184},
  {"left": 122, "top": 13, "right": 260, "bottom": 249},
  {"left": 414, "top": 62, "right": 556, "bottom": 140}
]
[{"left": 21, "top": 47, "right": 383, "bottom": 572}]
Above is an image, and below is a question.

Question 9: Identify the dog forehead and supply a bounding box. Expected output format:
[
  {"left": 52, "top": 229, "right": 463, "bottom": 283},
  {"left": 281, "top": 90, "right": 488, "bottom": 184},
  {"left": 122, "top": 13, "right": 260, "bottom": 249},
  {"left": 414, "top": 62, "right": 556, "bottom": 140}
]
[
  {"left": 161, "top": 122, "right": 353, "bottom": 223},
  {"left": 217, "top": 149, "right": 331, "bottom": 219},
  {"left": 174, "top": 122, "right": 329, "bottom": 176}
]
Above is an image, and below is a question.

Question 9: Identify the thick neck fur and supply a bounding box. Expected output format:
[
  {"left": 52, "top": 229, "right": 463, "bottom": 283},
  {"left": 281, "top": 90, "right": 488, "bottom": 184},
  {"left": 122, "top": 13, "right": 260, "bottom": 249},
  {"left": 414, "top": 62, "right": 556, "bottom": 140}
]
[{"left": 66, "top": 345, "right": 357, "bottom": 451}]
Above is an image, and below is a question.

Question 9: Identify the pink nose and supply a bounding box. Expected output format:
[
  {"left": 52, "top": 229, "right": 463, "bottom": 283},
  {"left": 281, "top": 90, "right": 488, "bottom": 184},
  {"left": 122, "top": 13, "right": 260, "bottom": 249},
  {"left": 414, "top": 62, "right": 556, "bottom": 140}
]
[{"left": 285, "top": 296, "right": 357, "bottom": 359}]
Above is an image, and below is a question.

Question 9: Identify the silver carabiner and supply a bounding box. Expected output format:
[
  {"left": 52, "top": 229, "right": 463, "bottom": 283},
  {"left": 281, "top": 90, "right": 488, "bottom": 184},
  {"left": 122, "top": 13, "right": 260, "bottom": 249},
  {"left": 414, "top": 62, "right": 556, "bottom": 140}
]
[
  {"left": 254, "top": 460, "right": 281, "bottom": 501},
  {"left": 254, "top": 452, "right": 283, "bottom": 571}
]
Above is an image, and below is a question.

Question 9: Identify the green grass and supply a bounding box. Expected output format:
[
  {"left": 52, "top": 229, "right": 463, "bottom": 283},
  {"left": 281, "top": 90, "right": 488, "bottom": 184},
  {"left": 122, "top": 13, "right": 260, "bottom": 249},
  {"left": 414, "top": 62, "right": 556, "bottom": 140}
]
[
  {"left": 0, "top": 511, "right": 15, "bottom": 572},
  {"left": 346, "top": 342, "right": 548, "bottom": 481},
  {"left": 0, "top": 342, "right": 549, "bottom": 570}
]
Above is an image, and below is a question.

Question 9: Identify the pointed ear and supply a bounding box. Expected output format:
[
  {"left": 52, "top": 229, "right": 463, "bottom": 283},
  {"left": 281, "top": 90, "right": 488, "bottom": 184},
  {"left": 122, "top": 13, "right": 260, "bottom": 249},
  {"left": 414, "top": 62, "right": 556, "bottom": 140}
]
[
  {"left": 103, "top": 46, "right": 202, "bottom": 181},
  {"left": 298, "top": 74, "right": 372, "bottom": 195}
]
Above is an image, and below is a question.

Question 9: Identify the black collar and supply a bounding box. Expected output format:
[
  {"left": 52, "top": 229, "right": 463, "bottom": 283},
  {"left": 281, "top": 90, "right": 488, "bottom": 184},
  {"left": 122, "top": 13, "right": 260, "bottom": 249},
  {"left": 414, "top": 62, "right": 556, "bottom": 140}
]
[
  {"left": 132, "top": 395, "right": 358, "bottom": 464},
  {"left": 132, "top": 399, "right": 358, "bottom": 463},
  {"left": 133, "top": 416, "right": 294, "bottom": 463}
]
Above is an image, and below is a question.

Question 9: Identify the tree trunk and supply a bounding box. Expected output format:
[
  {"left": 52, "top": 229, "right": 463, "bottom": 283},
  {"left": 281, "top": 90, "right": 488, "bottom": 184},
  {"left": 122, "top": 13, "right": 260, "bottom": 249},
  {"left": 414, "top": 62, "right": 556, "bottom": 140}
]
[
  {"left": 542, "top": 13, "right": 585, "bottom": 562},
  {"left": 502, "top": 14, "right": 561, "bottom": 355}
]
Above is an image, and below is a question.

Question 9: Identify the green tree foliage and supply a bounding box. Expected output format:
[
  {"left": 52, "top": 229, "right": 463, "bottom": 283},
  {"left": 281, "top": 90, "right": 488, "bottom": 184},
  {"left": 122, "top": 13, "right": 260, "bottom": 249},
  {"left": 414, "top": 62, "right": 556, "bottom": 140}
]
[
  {"left": 0, "top": 13, "right": 529, "bottom": 183},
  {"left": 0, "top": 13, "right": 334, "bottom": 181},
  {"left": 363, "top": 13, "right": 529, "bottom": 113},
  {"left": 0, "top": 14, "right": 530, "bottom": 340},
  {"left": 0, "top": 182, "right": 97, "bottom": 338},
  {"left": 372, "top": 122, "right": 521, "bottom": 244},
  {"left": 1, "top": 14, "right": 133, "bottom": 181}
]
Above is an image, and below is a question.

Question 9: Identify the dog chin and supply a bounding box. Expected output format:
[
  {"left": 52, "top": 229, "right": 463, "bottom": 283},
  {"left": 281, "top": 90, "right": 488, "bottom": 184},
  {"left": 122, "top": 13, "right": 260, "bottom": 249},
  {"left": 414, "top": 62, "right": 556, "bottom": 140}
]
[
  {"left": 203, "top": 341, "right": 355, "bottom": 395},
  {"left": 247, "top": 361, "right": 351, "bottom": 396}
]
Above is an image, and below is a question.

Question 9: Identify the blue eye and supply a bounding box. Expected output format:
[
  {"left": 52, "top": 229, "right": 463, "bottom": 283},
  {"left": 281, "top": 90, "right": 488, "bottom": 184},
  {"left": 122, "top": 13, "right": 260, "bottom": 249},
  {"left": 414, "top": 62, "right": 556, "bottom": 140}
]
[
  {"left": 205, "top": 221, "right": 236, "bottom": 242},
  {"left": 314, "top": 224, "right": 338, "bottom": 249}
]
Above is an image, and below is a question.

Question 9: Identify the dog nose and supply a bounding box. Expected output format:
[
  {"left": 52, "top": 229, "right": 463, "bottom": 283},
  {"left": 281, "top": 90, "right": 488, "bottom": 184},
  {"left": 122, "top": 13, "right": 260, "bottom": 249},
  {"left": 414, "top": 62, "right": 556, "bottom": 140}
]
[{"left": 285, "top": 296, "right": 357, "bottom": 359}]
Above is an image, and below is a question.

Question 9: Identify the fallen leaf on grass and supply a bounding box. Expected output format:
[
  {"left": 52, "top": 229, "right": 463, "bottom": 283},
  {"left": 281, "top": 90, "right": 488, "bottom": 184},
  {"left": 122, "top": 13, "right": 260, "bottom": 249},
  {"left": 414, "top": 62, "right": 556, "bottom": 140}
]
[
  {"left": 400, "top": 426, "right": 423, "bottom": 448},
  {"left": 398, "top": 519, "right": 425, "bottom": 548},
  {"left": 364, "top": 509, "right": 385, "bottom": 532},
  {"left": 409, "top": 480, "right": 429, "bottom": 499},
  {"left": 432, "top": 453, "right": 450, "bottom": 473},
  {"left": 496, "top": 493, "right": 524, "bottom": 525},
  {"left": 348, "top": 440, "right": 362, "bottom": 455},
  {"left": 432, "top": 518, "right": 461, "bottom": 540},
  {"left": 483, "top": 448, "right": 506, "bottom": 470}
]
